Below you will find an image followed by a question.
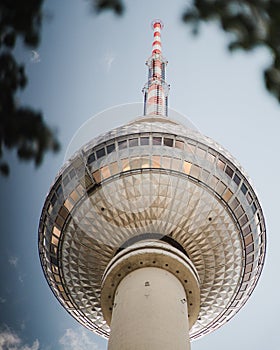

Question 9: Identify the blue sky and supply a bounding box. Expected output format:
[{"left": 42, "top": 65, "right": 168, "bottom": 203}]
[{"left": 0, "top": 0, "right": 279, "bottom": 349}]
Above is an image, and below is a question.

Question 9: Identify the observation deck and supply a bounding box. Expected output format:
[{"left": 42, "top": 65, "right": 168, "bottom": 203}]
[{"left": 38, "top": 114, "right": 266, "bottom": 340}]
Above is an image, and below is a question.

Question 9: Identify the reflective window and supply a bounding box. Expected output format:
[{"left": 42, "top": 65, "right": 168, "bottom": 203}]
[
  {"left": 245, "top": 234, "right": 253, "bottom": 245},
  {"left": 129, "top": 138, "right": 138, "bottom": 147},
  {"left": 69, "top": 169, "right": 76, "bottom": 179},
  {"left": 216, "top": 181, "right": 226, "bottom": 196},
  {"left": 118, "top": 140, "right": 127, "bottom": 150},
  {"left": 152, "top": 156, "right": 161, "bottom": 168},
  {"left": 109, "top": 162, "right": 119, "bottom": 175},
  {"left": 207, "top": 152, "right": 216, "bottom": 163},
  {"left": 88, "top": 153, "right": 95, "bottom": 164},
  {"left": 63, "top": 175, "right": 70, "bottom": 187},
  {"left": 197, "top": 147, "right": 206, "bottom": 159},
  {"left": 233, "top": 173, "right": 241, "bottom": 186},
  {"left": 164, "top": 137, "right": 173, "bottom": 147},
  {"left": 241, "top": 183, "right": 248, "bottom": 195},
  {"left": 245, "top": 264, "right": 253, "bottom": 273},
  {"left": 186, "top": 143, "right": 195, "bottom": 154},
  {"left": 50, "top": 193, "right": 56, "bottom": 206},
  {"left": 245, "top": 244, "right": 254, "bottom": 254},
  {"left": 251, "top": 202, "right": 257, "bottom": 214},
  {"left": 92, "top": 170, "right": 101, "bottom": 183},
  {"left": 225, "top": 309, "right": 233, "bottom": 316},
  {"left": 183, "top": 161, "right": 191, "bottom": 174},
  {"left": 201, "top": 169, "right": 210, "bottom": 181},
  {"left": 55, "top": 216, "right": 64, "bottom": 228},
  {"left": 140, "top": 137, "right": 149, "bottom": 146},
  {"left": 209, "top": 175, "right": 219, "bottom": 188},
  {"left": 246, "top": 192, "right": 253, "bottom": 204},
  {"left": 243, "top": 225, "right": 251, "bottom": 236},
  {"left": 222, "top": 189, "right": 233, "bottom": 202},
  {"left": 51, "top": 265, "right": 59, "bottom": 274},
  {"left": 235, "top": 292, "right": 243, "bottom": 300},
  {"left": 162, "top": 156, "right": 171, "bottom": 169},
  {"left": 66, "top": 301, "right": 73, "bottom": 309},
  {"left": 175, "top": 140, "right": 184, "bottom": 150},
  {"left": 240, "top": 214, "right": 248, "bottom": 227},
  {"left": 235, "top": 205, "right": 245, "bottom": 219},
  {"left": 172, "top": 158, "right": 182, "bottom": 171},
  {"left": 217, "top": 159, "right": 226, "bottom": 171},
  {"left": 56, "top": 184, "right": 62, "bottom": 197},
  {"left": 59, "top": 206, "right": 68, "bottom": 220},
  {"left": 225, "top": 165, "right": 234, "bottom": 178},
  {"left": 130, "top": 157, "right": 143, "bottom": 169},
  {"left": 51, "top": 236, "right": 59, "bottom": 246},
  {"left": 190, "top": 164, "right": 200, "bottom": 178},
  {"left": 122, "top": 159, "right": 130, "bottom": 171},
  {"left": 47, "top": 203, "right": 53, "bottom": 215},
  {"left": 101, "top": 166, "right": 110, "bottom": 179},
  {"left": 64, "top": 199, "right": 73, "bottom": 211},
  {"left": 246, "top": 253, "right": 254, "bottom": 264},
  {"left": 141, "top": 158, "right": 150, "bottom": 168},
  {"left": 50, "top": 256, "right": 58, "bottom": 266},
  {"left": 52, "top": 226, "right": 61, "bottom": 237},
  {"left": 54, "top": 274, "right": 61, "bottom": 283},
  {"left": 230, "top": 197, "right": 240, "bottom": 211},
  {"left": 152, "top": 136, "right": 162, "bottom": 145},
  {"left": 107, "top": 143, "right": 115, "bottom": 154},
  {"left": 70, "top": 189, "right": 79, "bottom": 202},
  {"left": 240, "top": 284, "right": 248, "bottom": 292},
  {"left": 96, "top": 148, "right": 105, "bottom": 159}
]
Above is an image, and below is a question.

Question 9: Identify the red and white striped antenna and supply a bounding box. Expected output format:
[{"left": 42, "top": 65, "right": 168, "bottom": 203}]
[
  {"left": 143, "top": 20, "right": 169, "bottom": 116},
  {"left": 151, "top": 20, "right": 164, "bottom": 55}
]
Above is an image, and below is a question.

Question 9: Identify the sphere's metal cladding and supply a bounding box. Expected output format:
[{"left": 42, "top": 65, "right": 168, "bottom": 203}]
[{"left": 38, "top": 113, "right": 266, "bottom": 339}]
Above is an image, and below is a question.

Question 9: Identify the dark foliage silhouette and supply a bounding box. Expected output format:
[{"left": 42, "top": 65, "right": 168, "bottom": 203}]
[
  {"left": 0, "top": 0, "right": 60, "bottom": 176},
  {"left": 182, "top": 1, "right": 280, "bottom": 102}
]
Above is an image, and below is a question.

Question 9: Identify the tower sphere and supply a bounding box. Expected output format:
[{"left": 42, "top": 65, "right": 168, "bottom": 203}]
[{"left": 38, "top": 21, "right": 266, "bottom": 343}]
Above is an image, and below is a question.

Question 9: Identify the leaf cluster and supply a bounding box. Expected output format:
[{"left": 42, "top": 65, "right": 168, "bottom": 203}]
[
  {"left": 90, "top": 0, "right": 124, "bottom": 15},
  {"left": 0, "top": 0, "right": 60, "bottom": 176},
  {"left": 182, "top": 0, "right": 280, "bottom": 102}
]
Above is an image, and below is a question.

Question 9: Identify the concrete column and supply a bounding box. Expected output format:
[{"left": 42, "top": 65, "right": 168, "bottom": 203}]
[{"left": 108, "top": 267, "right": 190, "bottom": 350}]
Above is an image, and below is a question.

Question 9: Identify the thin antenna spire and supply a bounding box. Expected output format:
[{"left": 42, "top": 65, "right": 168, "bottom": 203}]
[{"left": 143, "top": 20, "right": 170, "bottom": 117}]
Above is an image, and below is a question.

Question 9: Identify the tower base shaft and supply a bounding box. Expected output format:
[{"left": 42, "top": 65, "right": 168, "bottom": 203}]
[{"left": 108, "top": 267, "right": 190, "bottom": 350}]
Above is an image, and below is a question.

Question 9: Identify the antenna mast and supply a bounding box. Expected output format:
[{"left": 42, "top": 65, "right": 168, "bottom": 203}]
[{"left": 143, "top": 20, "right": 170, "bottom": 116}]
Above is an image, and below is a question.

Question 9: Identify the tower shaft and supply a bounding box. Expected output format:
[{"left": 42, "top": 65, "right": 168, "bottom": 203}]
[
  {"left": 101, "top": 241, "right": 200, "bottom": 350},
  {"left": 108, "top": 267, "right": 190, "bottom": 350},
  {"left": 143, "top": 20, "right": 169, "bottom": 116}
]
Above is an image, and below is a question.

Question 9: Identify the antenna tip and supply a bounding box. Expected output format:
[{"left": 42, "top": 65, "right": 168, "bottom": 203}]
[{"left": 151, "top": 19, "right": 164, "bottom": 30}]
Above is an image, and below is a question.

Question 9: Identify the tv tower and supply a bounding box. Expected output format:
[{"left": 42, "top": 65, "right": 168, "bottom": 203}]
[{"left": 39, "top": 21, "right": 266, "bottom": 349}]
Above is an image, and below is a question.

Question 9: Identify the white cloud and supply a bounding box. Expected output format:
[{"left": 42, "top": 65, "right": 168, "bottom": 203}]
[
  {"left": 7, "top": 256, "right": 25, "bottom": 283},
  {"left": 59, "top": 328, "right": 100, "bottom": 350},
  {"left": 0, "top": 328, "right": 39, "bottom": 350},
  {"left": 18, "top": 275, "right": 24, "bottom": 284},
  {"left": 0, "top": 297, "right": 6, "bottom": 304},
  {"left": 30, "top": 50, "right": 41, "bottom": 63},
  {"left": 8, "top": 256, "right": 18, "bottom": 267},
  {"left": 104, "top": 53, "right": 116, "bottom": 73}
]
